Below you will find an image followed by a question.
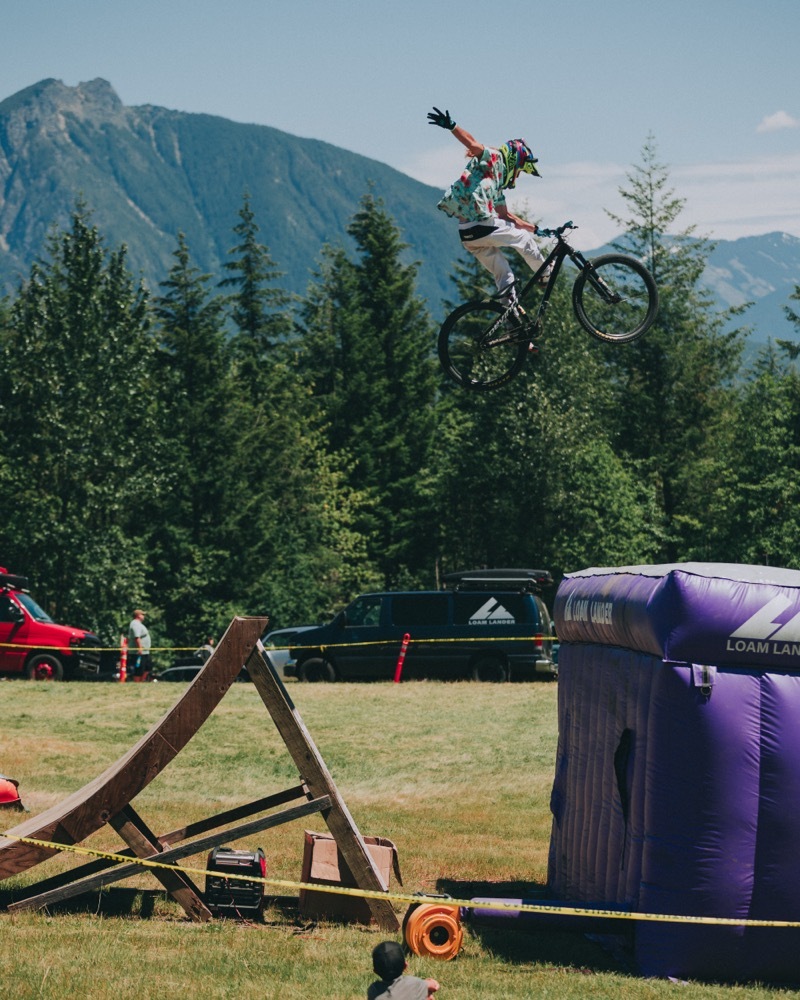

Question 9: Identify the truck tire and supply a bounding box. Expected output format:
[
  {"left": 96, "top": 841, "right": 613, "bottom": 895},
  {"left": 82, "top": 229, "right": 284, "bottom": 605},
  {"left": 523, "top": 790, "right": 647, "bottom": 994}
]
[
  {"left": 471, "top": 655, "right": 508, "bottom": 683},
  {"left": 26, "top": 653, "right": 65, "bottom": 681},
  {"left": 298, "top": 657, "right": 336, "bottom": 682}
]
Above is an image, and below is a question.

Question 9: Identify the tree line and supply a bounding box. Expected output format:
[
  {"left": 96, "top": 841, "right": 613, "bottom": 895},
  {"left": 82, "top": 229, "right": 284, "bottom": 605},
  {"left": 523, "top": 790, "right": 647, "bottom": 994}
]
[{"left": 1, "top": 139, "right": 798, "bottom": 656}]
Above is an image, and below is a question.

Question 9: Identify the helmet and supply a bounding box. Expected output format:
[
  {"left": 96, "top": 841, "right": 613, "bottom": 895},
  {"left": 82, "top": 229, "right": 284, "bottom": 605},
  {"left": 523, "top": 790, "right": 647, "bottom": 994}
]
[
  {"left": 500, "top": 139, "right": 540, "bottom": 188},
  {"left": 0, "top": 774, "right": 24, "bottom": 810}
]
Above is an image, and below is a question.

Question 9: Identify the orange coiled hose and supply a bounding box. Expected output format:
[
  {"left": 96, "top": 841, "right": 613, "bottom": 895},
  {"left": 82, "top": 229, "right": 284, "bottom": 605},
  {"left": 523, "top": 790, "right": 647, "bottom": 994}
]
[{"left": 403, "top": 903, "right": 464, "bottom": 961}]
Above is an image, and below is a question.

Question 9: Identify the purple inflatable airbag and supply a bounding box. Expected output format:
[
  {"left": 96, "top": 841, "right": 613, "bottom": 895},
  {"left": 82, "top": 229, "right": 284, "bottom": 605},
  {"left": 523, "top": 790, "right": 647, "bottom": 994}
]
[{"left": 549, "top": 563, "right": 800, "bottom": 982}]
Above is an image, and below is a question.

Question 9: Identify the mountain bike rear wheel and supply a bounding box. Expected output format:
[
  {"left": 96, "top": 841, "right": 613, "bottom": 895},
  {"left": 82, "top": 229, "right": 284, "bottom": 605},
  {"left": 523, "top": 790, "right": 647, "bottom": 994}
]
[
  {"left": 572, "top": 254, "right": 658, "bottom": 344},
  {"left": 437, "top": 301, "right": 528, "bottom": 391}
]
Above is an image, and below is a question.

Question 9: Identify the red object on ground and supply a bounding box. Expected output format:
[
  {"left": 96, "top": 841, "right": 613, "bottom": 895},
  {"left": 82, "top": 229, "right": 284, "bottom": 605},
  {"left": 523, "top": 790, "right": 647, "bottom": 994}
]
[{"left": 394, "top": 633, "right": 411, "bottom": 683}]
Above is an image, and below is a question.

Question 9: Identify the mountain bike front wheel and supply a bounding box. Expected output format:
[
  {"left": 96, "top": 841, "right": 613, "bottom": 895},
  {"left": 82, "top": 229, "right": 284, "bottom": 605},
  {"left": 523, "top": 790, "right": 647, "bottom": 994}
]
[
  {"left": 437, "top": 301, "right": 528, "bottom": 391},
  {"left": 572, "top": 254, "right": 658, "bottom": 344}
]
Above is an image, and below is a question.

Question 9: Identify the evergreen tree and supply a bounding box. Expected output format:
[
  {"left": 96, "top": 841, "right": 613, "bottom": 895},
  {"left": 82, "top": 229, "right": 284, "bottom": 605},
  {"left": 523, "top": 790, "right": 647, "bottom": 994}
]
[
  {"left": 299, "top": 194, "right": 439, "bottom": 587},
  {"left": 700, "top": 343, "right": 800, "bottom": 565},
  {"left": 603, "top": 136, "right": 744, "bottom": 558},
  {"left": 782, "top": 284, "right": 800, "bottom": 339},
  {"left": 219, "top": 192, "right": 293, "bottom": 381},
  {"left": 150, "top": 232, "right": 237, "bottom": 639},
  {"left": 0, "top": 204, "right": 160, "bottom": 639}
]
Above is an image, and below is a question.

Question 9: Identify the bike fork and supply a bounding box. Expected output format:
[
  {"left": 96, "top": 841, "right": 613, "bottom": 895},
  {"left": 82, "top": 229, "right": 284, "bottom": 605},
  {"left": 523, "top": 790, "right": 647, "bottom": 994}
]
[{"left": 570, "top": 251, "right": 622, "bottom": 303}]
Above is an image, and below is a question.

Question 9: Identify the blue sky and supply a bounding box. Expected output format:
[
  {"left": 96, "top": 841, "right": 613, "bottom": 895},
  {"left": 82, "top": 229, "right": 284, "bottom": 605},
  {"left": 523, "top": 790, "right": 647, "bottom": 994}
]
[{"left": 2, "top": 0, "right": 798, "bottom": 249}]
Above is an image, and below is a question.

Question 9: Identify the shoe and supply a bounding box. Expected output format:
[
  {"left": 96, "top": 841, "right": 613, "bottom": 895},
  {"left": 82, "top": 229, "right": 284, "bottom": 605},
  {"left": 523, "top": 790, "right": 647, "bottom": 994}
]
[{"left": 536, "top": 266, "right": 553, "bottom": 287}]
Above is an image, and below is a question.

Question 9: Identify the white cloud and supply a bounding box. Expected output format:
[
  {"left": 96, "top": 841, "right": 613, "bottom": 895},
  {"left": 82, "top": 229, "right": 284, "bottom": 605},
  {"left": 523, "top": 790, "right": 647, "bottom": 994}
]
[{"left": 757, "top": 111, "right": 800, "bottom": 133}]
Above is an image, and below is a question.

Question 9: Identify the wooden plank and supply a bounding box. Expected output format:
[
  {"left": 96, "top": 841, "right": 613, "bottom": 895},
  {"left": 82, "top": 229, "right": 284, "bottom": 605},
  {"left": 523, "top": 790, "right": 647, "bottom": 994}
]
[
  {"left": 3, "top": 786, "right": 312, "bottom": 905},
  {"left": 0, "top": 616, "right": 268, "bottom": 880},
  {"left": 110, "top": 805, "right": 211, "bottom": 922},
  {"left": 9, "top": 795, "right": 331, "bottom": 913},
  {"left": 247, "top": 644, "right": 400, "bottom": 931}
]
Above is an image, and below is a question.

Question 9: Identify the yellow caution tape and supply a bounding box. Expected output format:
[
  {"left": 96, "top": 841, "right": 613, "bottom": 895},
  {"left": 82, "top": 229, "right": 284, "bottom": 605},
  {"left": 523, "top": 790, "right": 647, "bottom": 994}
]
[
  {"left": 291, "top": 635, "right": 558, "bottom": 653},
  {"left": 0, "top": 638, "right": 558, "bottom": 654},
  {"left": 0, "top": 643, "right": 200, "bottom": 653},
  {"left": 2, "top": 832, "right": 798, "bottom": 928}
]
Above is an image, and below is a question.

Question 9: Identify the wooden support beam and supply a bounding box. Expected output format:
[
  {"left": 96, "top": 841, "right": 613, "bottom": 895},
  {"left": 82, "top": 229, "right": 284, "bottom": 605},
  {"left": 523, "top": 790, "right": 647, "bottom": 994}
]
[
  {"left": 110, "top": 804, "right": 211, "bottom": 922},
  {"left": 247, "top": 643, "right": 400, "bottom": 931},
  {"left": 8, "top": 795, "right": 331, "bottom": 914},
  {"left": 1, "top": 617, "right": 400, "bottom": 932},
  {"left": 0, "top": 616, "right": 268, "bottom": 880}
]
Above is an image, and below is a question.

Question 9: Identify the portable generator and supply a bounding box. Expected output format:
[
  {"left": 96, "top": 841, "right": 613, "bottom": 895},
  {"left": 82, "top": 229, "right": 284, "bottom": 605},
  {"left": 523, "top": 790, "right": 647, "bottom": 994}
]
[{"left": 204, "top": 846, "right": 266, "bottom": 919}]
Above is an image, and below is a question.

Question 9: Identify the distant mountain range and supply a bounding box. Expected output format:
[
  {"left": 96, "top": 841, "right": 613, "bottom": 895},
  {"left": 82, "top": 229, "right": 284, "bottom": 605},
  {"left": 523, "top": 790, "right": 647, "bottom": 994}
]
[
  {"left": 0, "top": 78, "right": 458, "bottom": 310},
  {"left": 0, "top": 79, "right": 797, "bottom": 345},
  {"left": 702, "top": 232, "right": 799, "bottom": 345}
]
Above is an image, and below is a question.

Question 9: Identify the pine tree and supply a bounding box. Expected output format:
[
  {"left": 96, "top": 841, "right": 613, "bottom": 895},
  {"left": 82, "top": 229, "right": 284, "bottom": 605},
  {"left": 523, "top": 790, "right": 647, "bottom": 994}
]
[
  {"left": 0, "top": 204, "right": 159, "bottom": 638},
  {"left": 299, "top": 194, "right": 439, "bottom": 587},
  {"left": 150, "top": 232, "right": 236, "bottom": 639},
  {"left": 219, "top": 192, "right": 293, "bottom": 383},
  {"left": 700, "top": 343, "right": 800, "bottom": 565},
  {"left": 602, "top": 136, "right": 744, "bottom": 558}
]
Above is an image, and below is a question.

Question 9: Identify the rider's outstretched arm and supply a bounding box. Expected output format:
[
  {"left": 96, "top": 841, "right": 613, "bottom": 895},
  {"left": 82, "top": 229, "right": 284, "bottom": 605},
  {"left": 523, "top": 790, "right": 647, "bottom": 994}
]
[
  {"left": 451, "top": 124, "right": 484, "bottom": 158},
  {"left": 428, "top": 106, "right": 484, "bottom": 158}
]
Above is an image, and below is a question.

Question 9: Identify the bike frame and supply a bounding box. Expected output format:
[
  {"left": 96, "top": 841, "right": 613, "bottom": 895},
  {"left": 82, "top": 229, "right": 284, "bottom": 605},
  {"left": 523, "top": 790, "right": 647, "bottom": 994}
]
[{"left": 486, "top": 224, "right": 611, "bottom": 343}]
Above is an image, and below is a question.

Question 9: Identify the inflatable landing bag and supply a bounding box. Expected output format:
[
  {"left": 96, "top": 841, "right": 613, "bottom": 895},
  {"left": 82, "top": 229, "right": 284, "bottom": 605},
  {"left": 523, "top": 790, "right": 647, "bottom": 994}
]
[{"left": 549, "top": 562, "right": 800, "bottom": 982}]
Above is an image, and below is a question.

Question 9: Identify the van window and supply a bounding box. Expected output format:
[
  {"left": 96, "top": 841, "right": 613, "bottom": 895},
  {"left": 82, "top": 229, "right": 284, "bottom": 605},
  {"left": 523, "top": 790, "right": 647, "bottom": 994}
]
[
  {"left": 453, "top": 593, "right": 529, "bottom": 626},
  {"left": 346, "top": 595, "right": 383, "bottom": 627},
  {"left": 391, "top": 594, "right": 449, "bottom": 627}
]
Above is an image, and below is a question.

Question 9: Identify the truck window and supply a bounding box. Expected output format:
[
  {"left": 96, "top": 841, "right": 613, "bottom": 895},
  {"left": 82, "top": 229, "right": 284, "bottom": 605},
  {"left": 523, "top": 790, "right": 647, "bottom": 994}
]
[
  {"left": 346, "top": 595, "right": 383, "bottom": 627},
  {"left": 390, "top": 594, "right": 449, "bottom": 627},
  {"left": 0, "top": 596, "right": 20, "bottom": 622}
]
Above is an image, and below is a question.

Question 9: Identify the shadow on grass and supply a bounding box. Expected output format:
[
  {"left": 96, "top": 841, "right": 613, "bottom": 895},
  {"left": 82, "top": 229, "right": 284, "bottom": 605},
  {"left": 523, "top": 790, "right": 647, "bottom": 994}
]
[
  {"left": 0, "top": 885, "right": 161, "bottom": 917},
  {"left": 436, "top": 878, "right": 632, "bottom": 973}
]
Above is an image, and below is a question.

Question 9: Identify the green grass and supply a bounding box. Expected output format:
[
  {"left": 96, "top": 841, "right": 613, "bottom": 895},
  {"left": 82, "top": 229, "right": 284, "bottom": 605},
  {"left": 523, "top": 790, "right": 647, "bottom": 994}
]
[{"left": 0, "top": 680, "right": 797, "bottom": 1000}]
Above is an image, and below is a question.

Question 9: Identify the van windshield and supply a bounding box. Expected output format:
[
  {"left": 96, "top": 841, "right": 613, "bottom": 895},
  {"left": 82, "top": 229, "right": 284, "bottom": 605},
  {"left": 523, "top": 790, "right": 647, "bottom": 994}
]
[{"left": 16, "top": 592, "right": 55, "bottom": 623}]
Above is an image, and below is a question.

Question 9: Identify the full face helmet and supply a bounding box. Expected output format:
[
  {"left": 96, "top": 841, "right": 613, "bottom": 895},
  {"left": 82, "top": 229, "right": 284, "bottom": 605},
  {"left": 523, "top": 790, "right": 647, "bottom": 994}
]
[{"left": 500, "top": 139, "right": 540, "bottom": 188}]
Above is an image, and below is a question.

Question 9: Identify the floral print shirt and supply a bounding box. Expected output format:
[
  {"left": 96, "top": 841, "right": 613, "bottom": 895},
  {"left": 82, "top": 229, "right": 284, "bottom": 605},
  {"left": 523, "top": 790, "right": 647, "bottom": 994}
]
[{"left": 437, "top": 146, "right": 507, "bottom": 222}]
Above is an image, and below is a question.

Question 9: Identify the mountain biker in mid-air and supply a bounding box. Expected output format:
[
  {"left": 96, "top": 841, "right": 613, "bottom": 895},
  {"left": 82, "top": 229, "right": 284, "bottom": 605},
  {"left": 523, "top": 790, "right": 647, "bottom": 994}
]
[{"left": 427, "top": 106, "right": 550, "bottom": 312}]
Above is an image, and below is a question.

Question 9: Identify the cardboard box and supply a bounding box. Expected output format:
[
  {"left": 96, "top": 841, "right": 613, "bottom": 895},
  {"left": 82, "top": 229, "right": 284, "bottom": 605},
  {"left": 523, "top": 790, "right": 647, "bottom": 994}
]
[{"left": 299, "top": 830, "right": 401, "bottom": 924}]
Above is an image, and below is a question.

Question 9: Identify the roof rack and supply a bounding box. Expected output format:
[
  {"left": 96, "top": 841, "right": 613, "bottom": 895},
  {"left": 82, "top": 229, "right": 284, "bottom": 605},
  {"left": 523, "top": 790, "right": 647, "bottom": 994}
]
[
  {"left": 0, "top": 572, "right": 29, "bottom": 591},
  {"left": 441, "top": 568, "right": 553, "bottom": 594}
]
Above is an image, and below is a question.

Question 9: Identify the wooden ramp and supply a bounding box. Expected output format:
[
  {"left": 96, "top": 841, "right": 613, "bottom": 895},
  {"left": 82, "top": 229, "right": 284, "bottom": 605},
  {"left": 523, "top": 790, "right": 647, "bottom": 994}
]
[{"left": 0, "top": 617, "right": 398, "bottom": 930}]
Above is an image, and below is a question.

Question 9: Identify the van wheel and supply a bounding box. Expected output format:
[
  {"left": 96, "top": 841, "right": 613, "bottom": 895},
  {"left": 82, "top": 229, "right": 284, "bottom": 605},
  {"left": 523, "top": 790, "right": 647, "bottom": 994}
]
[
  {"left": 471, "top": 655, "right": 508, "bottom": 683},
  {"left": 26, "top": 654, "right": 65, "bottom": 681},
  {"left": 299, "top": 657, "right": 336, "bottom": 682}
]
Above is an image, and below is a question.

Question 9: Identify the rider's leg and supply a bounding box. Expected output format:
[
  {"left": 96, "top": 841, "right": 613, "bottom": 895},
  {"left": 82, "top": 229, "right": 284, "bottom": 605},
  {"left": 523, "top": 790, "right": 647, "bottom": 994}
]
[
  {"left": 490, "top": 221, "right": 546, "bottom": 277},
  {"left": 463, "top": 242, "right": 517, "bottom": 303},
  {"left": 463, "top": 219, "right": 547, "bottom": 297}
]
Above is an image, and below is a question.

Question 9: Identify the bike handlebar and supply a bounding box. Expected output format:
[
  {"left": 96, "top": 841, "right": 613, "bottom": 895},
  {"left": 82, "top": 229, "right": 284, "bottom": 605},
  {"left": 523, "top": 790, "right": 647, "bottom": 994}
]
[{"left": 536, "top": 221, "right": 577, "bottom": 239}]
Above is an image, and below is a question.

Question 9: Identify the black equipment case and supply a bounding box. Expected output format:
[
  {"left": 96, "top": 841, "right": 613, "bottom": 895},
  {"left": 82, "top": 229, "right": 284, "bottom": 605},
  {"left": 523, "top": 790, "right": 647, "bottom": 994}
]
[{"left": 204, "top": 846, "right": 266, "bottom": 919}]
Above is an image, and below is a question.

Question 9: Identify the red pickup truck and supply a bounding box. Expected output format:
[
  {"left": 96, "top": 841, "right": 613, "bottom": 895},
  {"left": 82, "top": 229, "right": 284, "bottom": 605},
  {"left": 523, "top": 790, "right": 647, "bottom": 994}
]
[{"left": 0, "top": 570, "right": 102, "bottom": 680}]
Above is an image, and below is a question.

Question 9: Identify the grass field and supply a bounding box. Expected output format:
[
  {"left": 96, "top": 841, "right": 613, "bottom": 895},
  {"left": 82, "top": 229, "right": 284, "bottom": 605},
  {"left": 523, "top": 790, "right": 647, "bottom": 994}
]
[{"left": 0, "top": 678, "right": 797, "bottom": 1000}]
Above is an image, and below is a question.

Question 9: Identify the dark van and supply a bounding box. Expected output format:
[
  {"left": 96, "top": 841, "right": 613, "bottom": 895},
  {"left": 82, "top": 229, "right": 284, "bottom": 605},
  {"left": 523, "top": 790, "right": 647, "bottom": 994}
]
[{"left": 287, "top": 568, "right": 556, "bottom": 683}]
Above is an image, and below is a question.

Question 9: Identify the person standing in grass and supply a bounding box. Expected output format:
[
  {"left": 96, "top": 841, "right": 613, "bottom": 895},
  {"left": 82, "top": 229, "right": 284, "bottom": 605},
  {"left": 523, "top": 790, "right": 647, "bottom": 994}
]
[
  {"left": 367, "top": 940, "right": 440, "bottom": 999},
  {"left": 128, "top": 608, "right": 152, "bottom": 682}
]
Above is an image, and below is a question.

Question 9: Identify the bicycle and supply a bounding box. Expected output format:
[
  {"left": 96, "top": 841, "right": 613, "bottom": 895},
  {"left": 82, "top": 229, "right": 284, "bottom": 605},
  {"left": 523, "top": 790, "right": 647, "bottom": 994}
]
[{"left": 437, "top": 221, "right": 659, "bottom": 391}]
